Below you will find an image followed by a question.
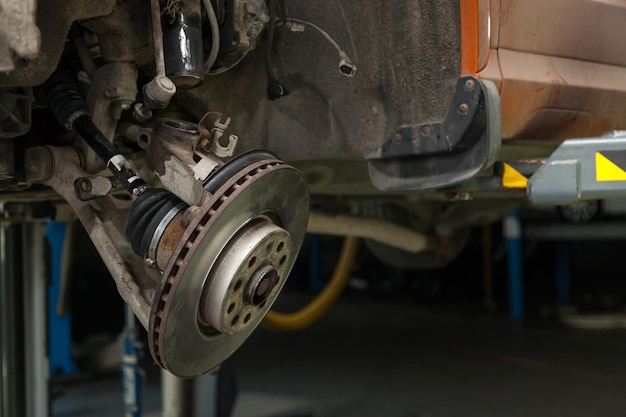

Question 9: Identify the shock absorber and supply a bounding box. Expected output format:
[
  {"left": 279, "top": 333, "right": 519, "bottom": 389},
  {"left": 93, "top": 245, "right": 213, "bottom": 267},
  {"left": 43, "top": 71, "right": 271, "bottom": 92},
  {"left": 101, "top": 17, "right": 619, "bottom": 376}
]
[{"left": 161, "top": 0, "right": 204, "bottom": 89}]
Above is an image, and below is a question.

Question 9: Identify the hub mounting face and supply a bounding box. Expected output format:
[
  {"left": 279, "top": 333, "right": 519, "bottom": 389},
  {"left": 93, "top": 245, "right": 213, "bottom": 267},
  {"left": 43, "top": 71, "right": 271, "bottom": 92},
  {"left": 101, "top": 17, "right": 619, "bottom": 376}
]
[{"left": 148, "top": 157, "right": 309, "bottom": 377}]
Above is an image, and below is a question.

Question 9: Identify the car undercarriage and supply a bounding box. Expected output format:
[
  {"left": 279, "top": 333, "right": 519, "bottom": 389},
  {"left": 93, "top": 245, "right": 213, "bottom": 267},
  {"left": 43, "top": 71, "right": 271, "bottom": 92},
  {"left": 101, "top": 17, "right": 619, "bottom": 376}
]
[{"left": 2, "top": 0, "right": 626, "bottom": 383}]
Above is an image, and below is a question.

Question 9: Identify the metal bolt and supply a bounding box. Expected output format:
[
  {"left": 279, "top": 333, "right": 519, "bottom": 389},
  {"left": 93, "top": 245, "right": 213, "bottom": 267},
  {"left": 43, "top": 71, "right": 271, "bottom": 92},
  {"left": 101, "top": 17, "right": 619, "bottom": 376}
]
[
  {"left": 144, "top": 258, "right": 156, "bottom": 268},
  {"left": 104, "top": 88, "right": 119, "bottom": 98},
  {"left": 393, "top": 132, "right": 402, "bottom": 143},
  {"left": 458, "top": 103, "right": 469, "bottom": 115},
  {"left": 133, "top": 103, "right": 152, "bottom": 123},
  {"left": 137, "top": 131, "right": 151, "bottom": 149},
  {"left": 421, "top": 125, "right": 431, "bottom": 136},
  {"left": 245, "top": 264, "right": 278, "bottom": 306},
  {"left": 80, "top": 179, "right": 92, "bottom": 192},
  {"left": 464, "top": 79, "right": 475, "bottom": 90}
]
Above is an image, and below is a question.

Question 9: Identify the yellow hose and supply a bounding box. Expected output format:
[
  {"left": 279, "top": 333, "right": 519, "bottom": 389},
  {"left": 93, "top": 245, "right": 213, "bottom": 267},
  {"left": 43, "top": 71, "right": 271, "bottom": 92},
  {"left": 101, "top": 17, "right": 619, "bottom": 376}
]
[{"left": 262, "top": 236, "right": 360, "bottom": 331}]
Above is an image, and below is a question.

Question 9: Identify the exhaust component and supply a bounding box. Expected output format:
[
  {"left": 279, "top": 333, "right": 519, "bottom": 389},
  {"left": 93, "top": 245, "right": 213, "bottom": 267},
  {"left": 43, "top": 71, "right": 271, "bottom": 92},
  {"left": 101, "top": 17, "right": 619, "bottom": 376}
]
[{"left": 307, "top": 211, "right": 437, "bottom": 254}]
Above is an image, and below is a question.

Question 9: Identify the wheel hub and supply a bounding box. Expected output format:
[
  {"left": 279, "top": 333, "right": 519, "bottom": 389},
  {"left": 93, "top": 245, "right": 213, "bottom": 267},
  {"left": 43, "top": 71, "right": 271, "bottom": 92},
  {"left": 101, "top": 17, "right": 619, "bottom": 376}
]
[
  {"left": 147, "top": 155, "right": 309, "bottom": 377},
  {"left": 198, "top": 218, "right": 292, "bottom": 335}
]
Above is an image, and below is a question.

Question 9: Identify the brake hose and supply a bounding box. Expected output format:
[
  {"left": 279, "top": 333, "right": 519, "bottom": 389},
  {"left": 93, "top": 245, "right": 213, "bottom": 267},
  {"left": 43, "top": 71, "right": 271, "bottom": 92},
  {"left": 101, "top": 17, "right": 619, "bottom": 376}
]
[{"left": 262, "top": 236, "right": 360, "bottom": 331}]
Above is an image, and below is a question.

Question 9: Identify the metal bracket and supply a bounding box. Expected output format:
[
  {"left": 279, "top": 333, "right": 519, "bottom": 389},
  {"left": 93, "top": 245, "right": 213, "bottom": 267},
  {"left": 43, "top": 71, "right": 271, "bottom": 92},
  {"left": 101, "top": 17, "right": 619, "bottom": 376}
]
[
  {"left": 74, "top": 175, "right": 121, "bottom": 201},
  {"left": 198, "top": 112, "right": 238, "bottom": 158},
  {"left": 528, "top": 131, "right": 626, "bottom": 204},
  {"left": 365, "top": 76, "right": 501, "bottom": 191}
]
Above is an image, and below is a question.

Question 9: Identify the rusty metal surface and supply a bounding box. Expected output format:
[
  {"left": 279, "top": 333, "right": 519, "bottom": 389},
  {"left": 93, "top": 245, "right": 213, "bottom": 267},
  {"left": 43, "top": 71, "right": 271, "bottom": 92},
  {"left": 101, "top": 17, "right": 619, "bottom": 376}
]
[
  {"left": 149, "top": 159, "right": 280, "bottom": 373},
  {"left": 155, "top": 211, "right": 187, "bottom": 270},
  {"left": 149, "top": 158, "right": 309, "bottom": 376}
]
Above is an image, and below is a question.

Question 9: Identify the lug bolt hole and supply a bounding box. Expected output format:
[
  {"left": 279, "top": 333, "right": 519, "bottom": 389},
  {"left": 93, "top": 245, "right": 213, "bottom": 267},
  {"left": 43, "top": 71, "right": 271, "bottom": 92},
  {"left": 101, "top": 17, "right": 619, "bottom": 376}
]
[
  {"left": 248, "top": 257, "right": 257, "bottom": 268},
  {"left": 137, "top": 132, "right": 151, "bottom": 148},
  {"left": 227, "top": 303, "right": 235, "bottom": 314},
  {"left": 277, "top": 242, "right": 284, "bottom": 252},
  {"left": 231, "top": 315, "right": 240, "bottom": 325},
  {"left": 244, "top": 313, "right": 252, "bottom": 324},
  {"left": 279, "top": 255, "right": 287, "bottom": 265},
  {"left": 234, "top": 280, "right": 242, "bottom": 291}
]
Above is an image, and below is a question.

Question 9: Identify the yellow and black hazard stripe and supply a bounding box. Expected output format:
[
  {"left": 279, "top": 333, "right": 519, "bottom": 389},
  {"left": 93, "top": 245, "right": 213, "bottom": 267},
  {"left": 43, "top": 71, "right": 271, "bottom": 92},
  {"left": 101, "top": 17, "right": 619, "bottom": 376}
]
[
  {"left": 501, "top": 163, "right": 529, "bottom": 189},
  {"left": 595, "top": 151, "right": 626, "bottom": 182},
  {"left": 495, "top": 151, "right": 626, "bottom": 190},
  {"left": 493, "top": 161, "right": 543, "bottom": 189}
]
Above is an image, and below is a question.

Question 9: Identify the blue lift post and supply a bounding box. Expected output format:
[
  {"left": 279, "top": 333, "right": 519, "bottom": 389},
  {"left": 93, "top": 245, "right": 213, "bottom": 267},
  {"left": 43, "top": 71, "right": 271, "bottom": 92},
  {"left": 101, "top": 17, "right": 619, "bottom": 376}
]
[
  {"left": 504, "top": 211, "right": 524, "bottom": 320},
  {"left": 46, "top": 221, "right": 77, "bottom": 376},
  {"left": 123, "top": 303, "right": 143, "bottom": 417}
]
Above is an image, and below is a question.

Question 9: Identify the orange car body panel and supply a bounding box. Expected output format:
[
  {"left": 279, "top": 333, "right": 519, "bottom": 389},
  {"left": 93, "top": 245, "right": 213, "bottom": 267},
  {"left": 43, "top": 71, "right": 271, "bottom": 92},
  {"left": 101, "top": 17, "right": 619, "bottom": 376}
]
[{"left": 470, "top": 0, "right": 626, "bottom": 141}]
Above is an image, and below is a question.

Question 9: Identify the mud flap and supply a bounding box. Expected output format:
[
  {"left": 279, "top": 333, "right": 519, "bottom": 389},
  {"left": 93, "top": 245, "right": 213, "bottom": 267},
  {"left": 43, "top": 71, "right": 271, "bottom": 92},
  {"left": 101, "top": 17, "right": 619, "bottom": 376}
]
[{"left": 365, "top": 76, "right": 501, "bottom": 191}]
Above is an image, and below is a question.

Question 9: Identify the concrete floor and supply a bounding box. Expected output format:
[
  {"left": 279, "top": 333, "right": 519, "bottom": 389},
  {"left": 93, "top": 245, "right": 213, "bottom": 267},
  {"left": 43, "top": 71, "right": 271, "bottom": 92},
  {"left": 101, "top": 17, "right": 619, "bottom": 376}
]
[{"left": 53, "top": 291, "right": 626, "bottom": 417}]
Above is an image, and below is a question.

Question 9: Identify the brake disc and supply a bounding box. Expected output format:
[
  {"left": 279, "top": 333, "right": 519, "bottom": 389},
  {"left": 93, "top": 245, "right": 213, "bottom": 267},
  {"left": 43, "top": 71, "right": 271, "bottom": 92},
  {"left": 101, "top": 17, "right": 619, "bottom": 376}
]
[{"left": 148, "top": 157, "right": 309, "bottom": 377}]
